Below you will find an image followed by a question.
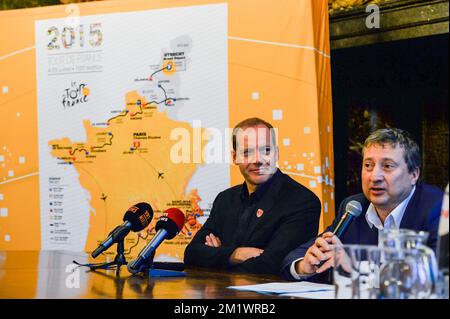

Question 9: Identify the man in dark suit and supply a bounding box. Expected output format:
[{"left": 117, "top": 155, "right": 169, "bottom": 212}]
[
  {"left": 281, "top": 128, "right": 444, "bottom": 282},
  {"left": 184, "top": 117, "right": 321, "bottom": 275}
]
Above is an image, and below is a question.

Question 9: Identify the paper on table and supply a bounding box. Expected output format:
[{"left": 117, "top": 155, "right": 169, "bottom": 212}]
[{"left": 227, "top": 282, "right": 334, "bottom": 294}]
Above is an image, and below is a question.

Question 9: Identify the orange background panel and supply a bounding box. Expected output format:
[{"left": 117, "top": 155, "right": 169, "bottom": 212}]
[{"left": 0, "top": 0, "right": 333, "bottom": 254}]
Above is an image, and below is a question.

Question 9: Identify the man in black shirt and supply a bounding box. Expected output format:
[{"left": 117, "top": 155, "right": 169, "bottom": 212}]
[{"left": 184, "top": 117, "right": 321, "bottom": 275}]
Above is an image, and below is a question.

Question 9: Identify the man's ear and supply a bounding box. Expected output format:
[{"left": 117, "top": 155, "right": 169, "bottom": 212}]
[
  {"left": 232, "top": 150, "right": 237, "bottom": 165},
  {"left": 411, "top": 167, "right": 420, "bottom": 185}
]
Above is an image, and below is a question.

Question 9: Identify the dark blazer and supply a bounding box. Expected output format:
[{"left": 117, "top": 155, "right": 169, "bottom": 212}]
[
  {"left": 184, "top": 170, "right": 321, "bottom": 275},
  {"left": 281, "top": 183, "right": 444, "bottom": 282}
]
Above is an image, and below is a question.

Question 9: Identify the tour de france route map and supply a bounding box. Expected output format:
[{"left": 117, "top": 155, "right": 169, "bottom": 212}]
[{"left": 35, "top": 4, "right": 228, "bottom": 260}]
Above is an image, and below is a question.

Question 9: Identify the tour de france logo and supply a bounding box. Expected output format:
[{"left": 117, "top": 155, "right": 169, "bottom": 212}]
[{"left": 62, "top": 81, "right": 90, "bottom": 108}]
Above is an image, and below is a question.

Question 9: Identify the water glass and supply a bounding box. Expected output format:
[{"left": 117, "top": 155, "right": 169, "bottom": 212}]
[{"left": 333, "top": 244, "right": 382, "bottom": 299}]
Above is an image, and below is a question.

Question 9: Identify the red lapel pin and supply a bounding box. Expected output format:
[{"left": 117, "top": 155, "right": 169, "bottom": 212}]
[{"left": 256, "top": 209, "right": 264, "bottom": 218}]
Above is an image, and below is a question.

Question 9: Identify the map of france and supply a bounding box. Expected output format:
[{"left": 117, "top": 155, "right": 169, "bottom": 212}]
[{"left": 49, "top": 89, "right": 208, "bottom": 259}]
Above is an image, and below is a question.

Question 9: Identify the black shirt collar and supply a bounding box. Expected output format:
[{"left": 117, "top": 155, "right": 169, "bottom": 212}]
[{"left": 240, "top": 169, "right": 282, "bottom": 203}]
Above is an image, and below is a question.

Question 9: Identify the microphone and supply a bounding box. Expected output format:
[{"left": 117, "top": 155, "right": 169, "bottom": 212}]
[
  {"left": 315, "top": 200, "right": 362, "bottom": 270},
  {"left": 127, "top": 207, "right": 185, "bottom": 274},
  {"left": 91, "top": 202, "right": 153, "bottom": 258},
  {"left": 332, "top": 200, "right": 363, "bottom": 238}
]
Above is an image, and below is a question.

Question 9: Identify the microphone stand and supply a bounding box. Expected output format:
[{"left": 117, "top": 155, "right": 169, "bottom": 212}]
[
  {"left": 73, "top": 238, "right": 127, "bottom": 276},
  {"left": 139, "top": 251, "right": 156, "bottom": 275},
  {"left": 136, "top": 251, "right": 186, "bottom": 277}
]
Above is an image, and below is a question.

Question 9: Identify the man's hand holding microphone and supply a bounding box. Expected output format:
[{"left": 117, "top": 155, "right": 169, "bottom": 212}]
[
  {"left": 295, "top": 200, "right": 363, "bottom": 276},
  {"left": 296, "top": 232, "right": 343, "bottom": 275}
]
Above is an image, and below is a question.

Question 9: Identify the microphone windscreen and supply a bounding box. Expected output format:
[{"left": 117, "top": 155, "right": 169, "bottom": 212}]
[
  {"left": 155, "top": 208, "right": 186, "bottom": 239},
  {"left": 164, "top": 208, "right": 186, "bottom": 231},
  {"left": 123, "top": 202, "right": 153, "bottom": 232},
  {"left": 346, "top": 200, "right": 362, "bottom": 217}
]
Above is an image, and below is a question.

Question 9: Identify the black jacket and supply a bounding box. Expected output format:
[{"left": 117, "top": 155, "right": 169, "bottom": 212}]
[{"left": 184, "top": 170, "right": 321, "bottom": 275}]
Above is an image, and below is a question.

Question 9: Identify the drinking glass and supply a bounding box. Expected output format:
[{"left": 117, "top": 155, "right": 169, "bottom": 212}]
[{"left": 333, "top": 244, "right": 381, "bottom": 299}]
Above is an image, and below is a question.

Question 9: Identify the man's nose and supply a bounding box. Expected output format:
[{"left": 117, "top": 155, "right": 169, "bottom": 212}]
[
  {"left": 370, "top": 165, "right": 384, "bottom": 182},
  {"left": 248, "top": 153, "right": 260, "bottom": 164},
  {"left": 253, "top": 149, "right": 266, "bottom": 164}
]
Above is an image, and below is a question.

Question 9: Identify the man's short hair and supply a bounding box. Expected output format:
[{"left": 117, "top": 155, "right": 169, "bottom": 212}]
[
  {"left": 232, "top": 117, "right": 277, "bottom": 151},
  {"left": 363, "top": 128, "right": 421, "bottom": 173}
]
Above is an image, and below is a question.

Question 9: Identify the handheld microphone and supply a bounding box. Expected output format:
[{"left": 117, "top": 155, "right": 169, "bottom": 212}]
[
  {"left": 91, "top": 202, "right": 153, "bottom": 258},
  {"left": 127, "top": 208, "right": 185, "bottom": 274},
  {"left": 332, "top": 200, "right": 363, "bottom": 238},
  {"left": 315, "top": 200, "right": 362, "bottom": 269}
]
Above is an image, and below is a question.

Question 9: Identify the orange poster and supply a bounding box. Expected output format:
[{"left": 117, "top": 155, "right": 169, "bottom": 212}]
[{"left": 0, "top": 0, "right": 334, "bottom": 263}]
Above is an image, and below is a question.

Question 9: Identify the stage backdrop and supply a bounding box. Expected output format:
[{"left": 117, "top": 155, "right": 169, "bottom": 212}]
[{"left": 0, "top": 0, "right": 334, "bottom": 263}]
